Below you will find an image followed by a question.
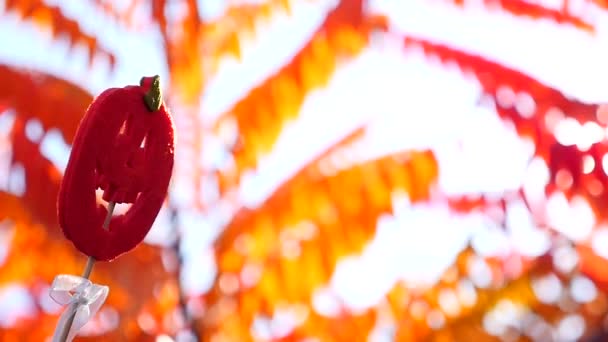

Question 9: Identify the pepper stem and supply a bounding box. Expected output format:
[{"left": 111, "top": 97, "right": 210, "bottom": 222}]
[{"left": 143, "top": 75, "right": 162, "bottom": 112}]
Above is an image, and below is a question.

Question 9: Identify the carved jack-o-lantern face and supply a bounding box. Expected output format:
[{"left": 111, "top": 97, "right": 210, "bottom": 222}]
[
  {"left": 97, "top": 101, "right": 150, "bottom": 204},
  {"left": 58, "top": 76, "right": 174, "bottom": 261}
]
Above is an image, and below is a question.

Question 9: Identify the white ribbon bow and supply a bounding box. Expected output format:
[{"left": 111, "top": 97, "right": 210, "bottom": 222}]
[{"left": 49, "top": 274, "right": 109, "bottom": 342}]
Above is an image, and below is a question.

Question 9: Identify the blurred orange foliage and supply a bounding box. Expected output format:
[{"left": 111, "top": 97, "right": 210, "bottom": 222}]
[{"left": 3, "top": 0, "right": 608, "bottom": 341}]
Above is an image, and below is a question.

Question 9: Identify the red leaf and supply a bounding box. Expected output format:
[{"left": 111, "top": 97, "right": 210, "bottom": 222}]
[
  {"left": 10, "top": 118, "right": 62, "bottom": 229},
  {"left": 450, "top": 0, "right": 594, "bottom": 31},
  {"left": 0, "top": 64, "right": 93, "bottom": 143},
  {"left": 213, "top": 0, "right": 386, "bottom": 193}
]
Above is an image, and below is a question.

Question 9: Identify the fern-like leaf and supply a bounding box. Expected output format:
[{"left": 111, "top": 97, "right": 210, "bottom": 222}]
[
  {"left": 450, "top": 0, "right": 595, "bottom": 31},
  {"left": 402, "top": 37, "right": 608, "bottom": 221},
  {"left": 204, "top": 149, "right": 437, "bottom": 340},
  {"left": 213, "top": 0, "right": 387, "bottom": 193},
  {"left": 0, "top": 64, "right": 93, "bottom": 143},
  {"left": 5, "top": 0, "right": 115, "bottom": 68}
]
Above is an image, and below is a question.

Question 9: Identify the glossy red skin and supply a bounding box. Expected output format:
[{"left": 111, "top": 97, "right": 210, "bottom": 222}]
[{"left": 58, "top": 82, "right": 174, "bottom": 261}]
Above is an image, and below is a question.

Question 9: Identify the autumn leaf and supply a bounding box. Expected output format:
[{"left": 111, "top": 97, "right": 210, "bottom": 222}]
[
  {"left": 370, "top": 228, "right": 608, "bottom": 342},
  {"left": 0, "top": 66, "right": 92, "bottom": 230},
  {"left": 0, "top": 64, "right": 93, "bottom": 143},
  {"left": 577, "top": 244, "right": 608, "bottom": 287},
  {"left": 88, "top": 0, "right": 142, "bottom": 29},
  {"left": 401, "top": 36, "right": 608, "bottom": 218},
  {"left": 449, "top": 0, "right": 595, "bottom": 31},
  {"left": 281, "top": 310, "right": 377, "bottom": 342},
  {"left": 8, "top": 119, "right": 62, "bottom": 229},
  {"left": 402, "top": 37, "right": 598, "bottom": 126},
  {"left": 213, "top": 0, "right": 387, "bottom": 193},
  {"left": 0, "top": 191, "right": 29, "bottom": 222},
  {"left": 4, "top": 0, "right": 116, "bottom": 67},
  {"left": 544, "top": 142, "right": 608, "bottom": 220},
  {"left": 162, "top": 0, "right": 304, "bottom": 103},
  {"left": 203, "top": 149, "right": 438, "bottom": 339},
  {"left": 420, "top": 250, "right": 540, "bottom": 341}
]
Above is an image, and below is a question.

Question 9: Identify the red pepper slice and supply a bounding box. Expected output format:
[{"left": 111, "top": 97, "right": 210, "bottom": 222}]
[{"left": 58, "top": 76, "right": 174, "bottom": 261}]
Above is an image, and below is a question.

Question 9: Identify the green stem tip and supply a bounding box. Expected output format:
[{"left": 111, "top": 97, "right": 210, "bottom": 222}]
[{"left": 142, "top": 75, "right": 162, "bottom": 112}]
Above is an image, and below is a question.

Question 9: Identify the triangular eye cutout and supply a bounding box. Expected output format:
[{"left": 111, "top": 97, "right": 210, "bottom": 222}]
[
  {"left": 119, "top": 120, "right": 127, "bottom": 135},
  {"left": 118, "top": 113, "right": 134, "bottom": 136}
]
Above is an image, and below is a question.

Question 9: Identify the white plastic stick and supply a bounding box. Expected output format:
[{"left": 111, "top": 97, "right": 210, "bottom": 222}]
[{"left": 56, "top": 201, "right": 115, "bottom": 342}]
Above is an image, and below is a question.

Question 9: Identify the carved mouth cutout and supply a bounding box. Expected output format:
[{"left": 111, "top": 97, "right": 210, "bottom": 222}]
[{"left": 95, "top": 189, "right": 132, "bottom": 216}]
